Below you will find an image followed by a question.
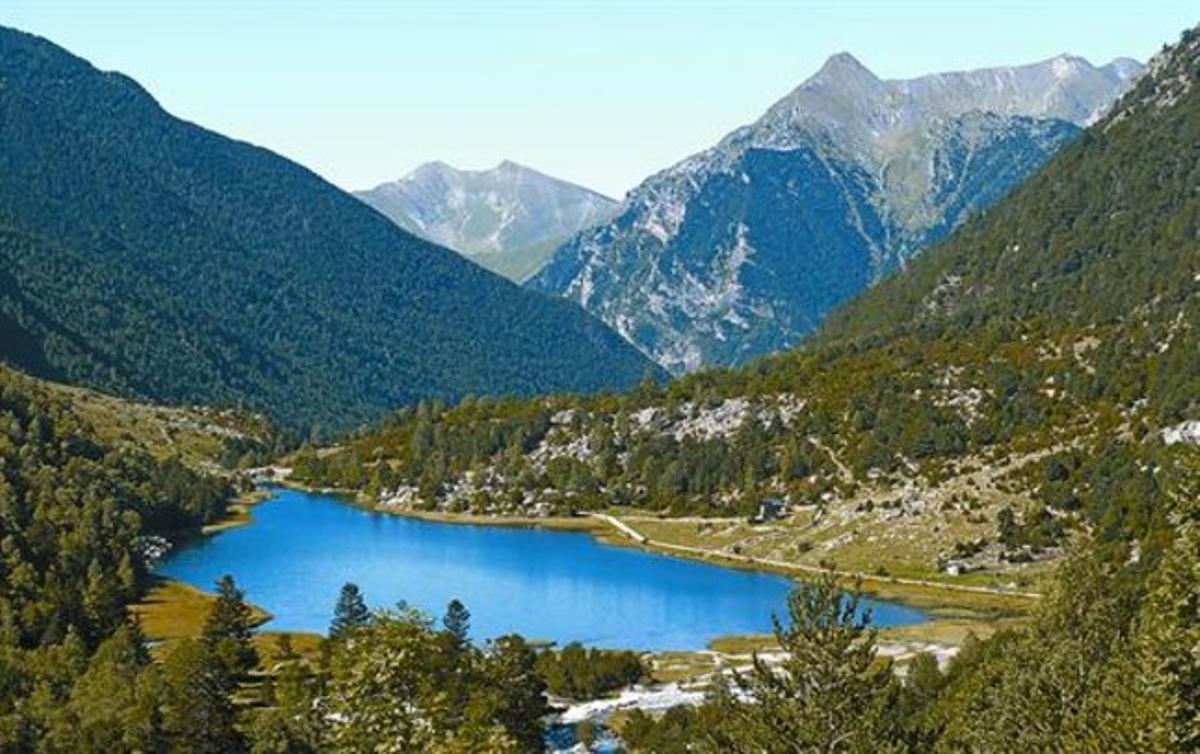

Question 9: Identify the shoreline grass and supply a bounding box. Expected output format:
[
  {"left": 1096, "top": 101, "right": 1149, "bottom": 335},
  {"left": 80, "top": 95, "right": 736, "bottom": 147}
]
[
  {"left": 201, "top": 488, "right": 271, "bottom": 535},
  {"left": 130, "top": 576, "right": 272, "bottom": 645}
]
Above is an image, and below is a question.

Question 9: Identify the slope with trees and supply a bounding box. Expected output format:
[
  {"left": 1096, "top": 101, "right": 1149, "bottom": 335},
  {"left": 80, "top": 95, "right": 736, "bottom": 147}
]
[
  {"left": 0, "top": 25, "right": 658, "bottom": 438},
  {"left": 293, "top": 26, "right": 1200, "bottom": 592}
]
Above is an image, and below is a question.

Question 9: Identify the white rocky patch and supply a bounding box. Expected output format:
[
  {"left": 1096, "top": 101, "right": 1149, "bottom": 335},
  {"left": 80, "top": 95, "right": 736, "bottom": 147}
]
[
  {"left": 379, "top": 485, "right": 421, "bottom": 508},
  {"left": 136, "top": 535, "right": 172, "bottom": 566},
  {"left": 627, "top": 395, "right": 804, "bottom": 442},
  {"left": 1162, "top": 420, "right": 1200, "bottom": 446},
  {"left": 555, "top": 683, "right": 706, "bottom": 725},
  {"left": 668, "top": 397, "right": 751, "bottom": 441}
]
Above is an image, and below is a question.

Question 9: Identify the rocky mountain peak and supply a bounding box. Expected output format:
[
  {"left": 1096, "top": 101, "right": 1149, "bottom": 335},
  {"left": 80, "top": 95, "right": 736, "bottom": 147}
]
[
  {"left": 530, "top": 50, "right": 1143, "bottom": 374},
  {"left": 1103, "top": 56, "right": 1145, "bottom": 81},
  {"left": 357, "top": 160, "right": 619, "bottom": 282},
  {"left": 807, "top": 52, "right": 881, "bottom": 87}
]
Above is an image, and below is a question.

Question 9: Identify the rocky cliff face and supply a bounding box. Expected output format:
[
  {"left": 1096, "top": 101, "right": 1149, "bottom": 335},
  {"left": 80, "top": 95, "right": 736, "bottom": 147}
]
[{"left": 529, "top": 53, "right": 1142, "bottom": 373}]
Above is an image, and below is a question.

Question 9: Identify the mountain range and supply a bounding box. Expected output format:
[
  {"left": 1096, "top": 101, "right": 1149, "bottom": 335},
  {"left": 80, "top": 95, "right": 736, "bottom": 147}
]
[
  {"left": 299, "top": 24, "right": 1199, "bottom": 638},
  {"left": 0, "top": 14, "right": 1197, "bottom": 752},
  {"left": 356, "top": 161, "right": 619, "bottom": 282},
  {"left": 529, "top": 52, "right": 1143, "bottom": 373},
  {"left": 0, "top": 26, "right": 657, "bottom": 435}
]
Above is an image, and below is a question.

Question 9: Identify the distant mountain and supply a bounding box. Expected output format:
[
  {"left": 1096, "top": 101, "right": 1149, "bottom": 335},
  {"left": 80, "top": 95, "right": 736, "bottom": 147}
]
[
  {"left": 0, "top": 26, "right": 659, "bottom": 435},
  {"left": 529, "top": 52, "right": 1142, "bottom": 373},
  {"left": 357, "top": 161, "right": 619, "bottom": 282}
]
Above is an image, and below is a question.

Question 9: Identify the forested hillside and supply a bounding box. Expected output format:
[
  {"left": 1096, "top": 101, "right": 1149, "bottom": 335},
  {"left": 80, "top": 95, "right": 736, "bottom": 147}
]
[
  {"left": 295, "top": 27, "right": 1198, "bottom": 587},
  {"left": 0, "top": 26, "right": 657, "bottom": 438},
  {"left": 0, "top": 364, "right": 233, "bottom": 743},
  {"left": 288, "top": 28, "right": 1200, "bottom": 749}
]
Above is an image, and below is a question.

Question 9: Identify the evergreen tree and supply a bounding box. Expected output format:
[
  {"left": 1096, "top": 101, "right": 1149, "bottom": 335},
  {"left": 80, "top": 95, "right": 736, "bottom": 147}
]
[
  {"left": 442, "top": 599, "right": 472, "bottom": 650},
  {"left": 162, "top": 639, "right": 242, "bottom": 753},
  {"left": 485, "top": 634, "right": 550, "bottom": 752},
  {"left": 330, "top": 582, "right": 370, "bottom": 638},
  {"left": 703, "top": 573, "right": 905, "bottom": 752},
  {"left": 42, "top": 625, "right": 167, "bottom": 752},
  {"left": 202, "top": 574, "right": 259, "bottom": 679},
  {"left": 439, "top": 599, "right": 474, "bottom": 729}
]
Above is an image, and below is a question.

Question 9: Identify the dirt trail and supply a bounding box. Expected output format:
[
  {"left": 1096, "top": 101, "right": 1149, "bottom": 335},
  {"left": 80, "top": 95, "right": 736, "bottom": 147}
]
[{"left": 590, "top": 513, "right": 1042, "bottom": 600}]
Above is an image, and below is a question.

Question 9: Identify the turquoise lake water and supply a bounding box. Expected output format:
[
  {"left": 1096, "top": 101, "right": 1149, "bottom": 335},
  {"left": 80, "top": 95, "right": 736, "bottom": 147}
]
[{"left": 158, "top": 487, "right": 925, "bottom": 650}]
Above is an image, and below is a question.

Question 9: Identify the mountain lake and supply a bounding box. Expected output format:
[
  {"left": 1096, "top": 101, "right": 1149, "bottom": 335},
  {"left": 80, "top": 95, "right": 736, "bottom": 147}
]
[{"left": 158, "top": 486, "right": 926, "bottom": 650}]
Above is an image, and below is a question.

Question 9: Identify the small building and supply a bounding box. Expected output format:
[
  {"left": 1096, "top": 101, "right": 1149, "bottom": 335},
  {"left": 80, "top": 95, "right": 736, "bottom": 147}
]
[{"left": 750, "top": 498, "right": 785, "bottom": 524}]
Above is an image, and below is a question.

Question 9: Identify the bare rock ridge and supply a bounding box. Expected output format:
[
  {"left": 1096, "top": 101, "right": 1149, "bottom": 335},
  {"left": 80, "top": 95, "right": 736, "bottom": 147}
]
[{"left": 528, "top": 52, "right": 1143, "bottom": 373}]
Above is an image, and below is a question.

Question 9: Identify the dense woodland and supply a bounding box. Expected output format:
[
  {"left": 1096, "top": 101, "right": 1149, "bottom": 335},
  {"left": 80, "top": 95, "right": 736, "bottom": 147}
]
[
  {"left": 0, "top": 369, "right": 232, "bottom": 651},
  {"left": 0, "top": 25, "right": 656, "bottom": 438},
  {"left": 0, "top": 366, "right": 234, "bottom": 745}
]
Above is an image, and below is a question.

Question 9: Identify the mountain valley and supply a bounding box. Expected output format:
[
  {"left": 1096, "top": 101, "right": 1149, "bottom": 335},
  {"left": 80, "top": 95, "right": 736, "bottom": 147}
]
[
  {"left": 0, "top": 27, "right": 656, "bottom": 437},
  {"left": 0, "top": 12, "right": 1196, "bottom": 754}
]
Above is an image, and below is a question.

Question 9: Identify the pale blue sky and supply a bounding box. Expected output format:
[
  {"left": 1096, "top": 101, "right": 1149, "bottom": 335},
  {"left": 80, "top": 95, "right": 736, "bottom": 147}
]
[{"left": 3, "top": 1, "right": 1195, "bottom": 197}]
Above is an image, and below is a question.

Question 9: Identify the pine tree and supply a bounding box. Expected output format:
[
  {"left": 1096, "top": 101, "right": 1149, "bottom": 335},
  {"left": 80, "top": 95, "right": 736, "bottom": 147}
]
[
  {"left": 442, "top": 599, "right": 471, "bottom": 650},
  {"left": 485, "top": 634, "right": 550, "bottom": 751},
  {"left": 330, "top": 582, "right": 370, "bottom": 638},
  {"left": 162, "top": 639, "right": 242, "bottom": 753},
  {"left": 82, "top": 558, "right": 122, "bottom": 640},
  {"left": 703, "top": 572, "right": 905, "bottom": 752},
  {"left": 439, "top": 599, "right": 475, "bottom": 728},
  {"left": 43, "top": 625, "right": 167, "bottom": 752},
  {"left": 202, "top": 574, "right": 259, "bottom": 678}
]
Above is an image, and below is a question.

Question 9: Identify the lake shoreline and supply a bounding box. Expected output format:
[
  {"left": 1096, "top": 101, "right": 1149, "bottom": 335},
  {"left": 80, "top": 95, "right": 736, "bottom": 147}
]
[
  {"left": 132, "top": 487, "right": 320, "bottom": 658},
  {"left": 273, "top": 478, "right": 1032, "bottom": 641},
  {"left": 160, "top": 484, "right": 918, "bottom": 652},
  {"left": 144, "top": 483, "right": 989, "bottom": 690}
]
